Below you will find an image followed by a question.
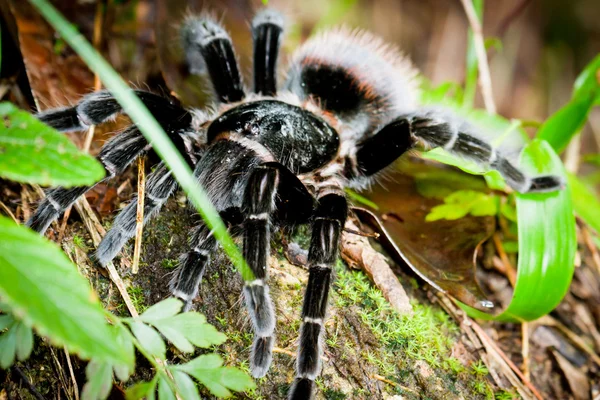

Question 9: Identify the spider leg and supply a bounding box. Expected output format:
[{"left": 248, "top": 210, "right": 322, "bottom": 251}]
[
  {"left": 94, "top": 162, "right": 179, "bottom": 266},
  {"left": 289, "top": 190, "right": 348, "bottom": 400},
  {"left": 252, "top": 9, "right": 284, "bottom": 96},
  {"left": 241, "top": 164, "right": 280, "bottom": 378},
  {"left": 170, "top": 222, "right": 218, "bottom": 311},
  {"left": 349, "top": 114, "right": 564, "bottom": 193},
  {"left": 181, "top": 15, "right": 245, "bottom": 103},
  {"left": 27, "top": 91, "right": 192, "bottom": 234}
]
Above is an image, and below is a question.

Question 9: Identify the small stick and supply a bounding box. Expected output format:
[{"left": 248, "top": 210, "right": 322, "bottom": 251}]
[
  {"left": 132, "top": 156, "right": 146, "bottom": 274},
  {"left": 521, "top": 322, "right": 530, "bottom": 380},
  {"left": 10, "top": 366, "right": 47, "bottom": 400},
  {"left": 460, "top": 0, "right": 497, "bottom": 114},
  {"left": 581, "top": 226, "right": 600, "bottom": 275},
  {"left": 0, "top": 200, "right": 18, "bottom": 222},
  {"left": 64, "top": 347, "right": 80, "bottom": 400},
  {"left": 371, "top": 374, "right": 418, "bottom": 395},
  {"left": 493, "top": 233, "right": 517, "bottom": 286}
]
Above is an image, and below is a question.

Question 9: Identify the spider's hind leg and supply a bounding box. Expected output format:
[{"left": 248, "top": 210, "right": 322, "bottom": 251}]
[
  {"left": 348, "top": 112, "right": 564, "bottom": 193},
  {"left": 251, "top": 9, "right": 284, "bottom": 96}
]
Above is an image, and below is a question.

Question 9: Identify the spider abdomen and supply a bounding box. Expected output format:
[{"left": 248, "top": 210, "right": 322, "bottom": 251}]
[{"left": 207, "top": 100, "right": 339, "bottom": 174}]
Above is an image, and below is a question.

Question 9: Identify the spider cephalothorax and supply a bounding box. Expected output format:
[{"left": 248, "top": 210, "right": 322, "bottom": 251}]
[{"left": 28, "top": 8, "right": 562, "bottom": 399}]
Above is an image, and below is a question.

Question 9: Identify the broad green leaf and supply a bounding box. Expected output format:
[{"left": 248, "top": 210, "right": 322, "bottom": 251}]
[
  {"left": 15, "top": 322, "right": 34, "bottom": 361},
  {"left": 463, "top": 140, "right": 576, "bottom": 321},
  {"left": 158, "top": 376, "right": 176, "bottom": 400},
  {"left": 82, "top": 360, "right": 113, "bottom": 400},
  {"left": 0, "top": 321, "right": 17, "bottom": 368},
  {"left": 426, "top": 190, "right": 497, "bottom": 221},
  {"left": 568, "top": 173, "right": 600, "bottom": 234},
  {"left": 0, "top": 102, "right": 105, "bottom": 186},
  {"left": 177, "top": 354, "right": 254, "bottom": 397},
  {"left": 0, "top": 314, "right": 15, "bottom": 331},
  {"left": 158, "top": 313, "right": 226, "bottom": 348},
  {"left": 128, "top": 321, "right": 166, "bottom": 359},
  {"left": 0, "top": 217, "right": 129, "bottom": 364},
  {"left": 152, "top": 323, "right": 194, "bottom": 354},
  {"left": 172, "top": 371, "right": 201, "bottom": 400},
  {"left": 537, "top": 95, "right": 595, "bottom": 153},
  {"left": 113, "top": 324, "right": 135, "bottom": 381},
  {"left": 126, "top": 381, "right": 156, "bottom": 400},
  {"left": 140, "top": 298, "right": 183, "bottom": 323}
]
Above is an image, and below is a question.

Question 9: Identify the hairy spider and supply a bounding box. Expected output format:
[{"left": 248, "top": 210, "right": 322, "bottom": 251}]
[{"left": 27, "top": 8, "right": 562, "bottom": 399}]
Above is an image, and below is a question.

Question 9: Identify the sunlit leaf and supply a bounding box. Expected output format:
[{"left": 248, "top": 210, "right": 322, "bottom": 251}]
[
  {"left": 464, "top": 140, "right": 576, "bottom": 321},
  {"left": 0, "top": 217, "right": 129, "bottom": 364},
  {"left": 573, "top": 54, "right": 600, "bottom": 103},
  {"left": 177, "top": 354, "right": 255, "bottom": 397},
  {"left": 426, "top": 190, "right": 497, "bottom": 221},
  {"left": 158, "top": 376, "right": 176, "bottom": 400},
  {"left": 172, "top": 371, "right": 201, "bottom": 400},
  {"left": 140, "top": 298, "right": 183, "bottom": 323},
  {"left": 126, "top": 381, "right": 156, "bottom": 400},
  {"left": 128, "top": 321, "right": 166, "bottom": 359},
  {"left": 0, "top": 102, "right": 105, "bottom": 186}
]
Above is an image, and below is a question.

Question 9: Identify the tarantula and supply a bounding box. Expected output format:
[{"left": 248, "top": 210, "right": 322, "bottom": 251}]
[{"left": 27, "top": 8, "right": 562, "bottom": 399}]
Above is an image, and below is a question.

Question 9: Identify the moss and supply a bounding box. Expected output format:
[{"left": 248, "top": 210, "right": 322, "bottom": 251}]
[
  {"left": 160, "top": 258, "right": 179, "bottom": 269},
  {"left": 471, "top": 360, "right": 489, "bottom": 377}
]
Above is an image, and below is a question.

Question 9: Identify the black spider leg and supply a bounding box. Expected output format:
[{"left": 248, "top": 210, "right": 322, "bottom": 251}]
[
  {"left": 95, "top": 162, "right": 179, "bottom": 266},
  {"left": 349, "top": 116, "right": 563, "bottom": 193},
  {"left": 289, "top": 190, "right": 348, "bottom": 400},
  {"left": 408, "top": 115, "right": 564, "bottom": 192},
  {"left": 181, "top": 16, "right": 245, "bottom": 103},
  {"left": 242, "top": 164, "right": 280, "bottom": 378},
  {"left": 26, "top": 91, "right": 192, "bottom": 234},
  {"left": 252, "top": 9, "right": 284, "bottom": 96},
  {"left": 170, "top": 222, "right": 218, "bottom": 312}
]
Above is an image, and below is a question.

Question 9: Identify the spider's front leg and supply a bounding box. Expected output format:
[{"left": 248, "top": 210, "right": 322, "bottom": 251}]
[
  {"left": 241, "top": 164, "right": 280, "bottom": 377},
  {"left": 289, "top": 189, "right": 348, "bottom": 400}
]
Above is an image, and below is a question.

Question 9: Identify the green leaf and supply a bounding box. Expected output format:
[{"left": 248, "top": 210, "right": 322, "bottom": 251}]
[
  {"left": 463, "top": 140, "right": 576, "bottom": 321},
  {"left": 0, "top": 314, "right": 15, "bottom": 331},
  {"left": 156, "top": 313, "right": 226, "bottom": 349},
  {"left": 177, "top": 354, "right": 255, "bottom": 397},
  {"left": 573, "top": 54, "right": 600, "bottom": 102},
  {"left": 426, "top": 190, "right": 497, "bottom": 221},
  {"left": 128, "top": 321, "right": 166, "bottom": 359},
  {"left": 0, "top": 102, "right": 105, "bottom": 186},
  {"left": 126, "top": 381, "right": 156, "bottom": 400},
  {"left": 537, "top": 94, "right": 595, "bottom": 153},
  {"left": 0, "top": 217, "right": 129, "bottom": 364},
  {"left": 0, "top": 321, "right": 17, "bottom": 368},
  {"left": 15, "top": 322, "right": 34, "bottom": 361},
  {"left": 81, "top": 360, "right": 113, "bottom": 400},
  {"left": 346, "top": 189, "right": 380, "bottom": 210},
  {"left": 140, "top": 298, "right": 183, "bottom": 323},
  {"left": 158, "top": 376, "right": 176, "bottom": 400},
  {"left": 172, "top": 371, "right": 201, "bottom": 400},
  {"left": 568, "top": 173, "right": 600, "bottom": 234},
  {"left": 112, "top": 324, "right": 135, "bottom": 381},
  {"left": 582, "top": 154, "right": 600, "bottom": 166}
]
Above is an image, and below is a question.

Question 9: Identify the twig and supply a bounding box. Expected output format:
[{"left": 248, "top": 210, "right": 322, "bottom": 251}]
[
  {"left": 460, "top": 0, "right": 496, "bottom": 113},
  {"left": 492, "top": 233, "right": 517, "bottom": 286},
  {"left": 272, "top": 347, "right": 296, "bottom": 358},
  {"left": 132, "top": 156, "right": 145, "bottom": 274},
  {"left": 10, "top": 366, "right": 47, "bottom": 400},
  {"left": 63, "top": 347, "right": 79, "bottom": 400},
  {"left": 581, "top": 226, "right": 600, "bottom": 275},
  {"left": 522, "top": 322, "right": 530, "bottom": 380},
  {"left": 470, "top": 321, "right": 543, "bottom": 400},
  {"left": 0, "top": 200, "right": 18, "bottom": 222},
  {"left": 371, "top": 374, "right": 418, "bottom": 394}
]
